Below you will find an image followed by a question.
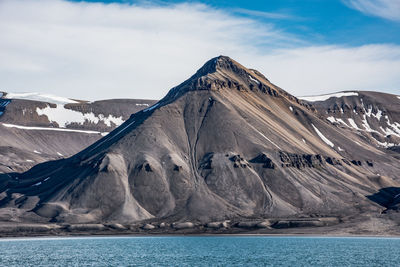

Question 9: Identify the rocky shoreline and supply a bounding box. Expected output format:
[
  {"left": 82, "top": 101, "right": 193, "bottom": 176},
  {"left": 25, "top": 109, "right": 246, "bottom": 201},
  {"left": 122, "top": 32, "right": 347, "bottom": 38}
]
[
  {"left": 0, "top": 217, "right": 339, "bottom": 237},
  {"left": 3, "top": 216, "right": 398, "bottom": 238}
]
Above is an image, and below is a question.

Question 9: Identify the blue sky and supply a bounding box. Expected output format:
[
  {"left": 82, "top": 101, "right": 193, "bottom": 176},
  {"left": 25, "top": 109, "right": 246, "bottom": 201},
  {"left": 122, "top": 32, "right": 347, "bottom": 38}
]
[
  {"left": 69, "top": 0, "right": 400, "bottom": 46},
  {"left": 0, "top": 0, "right": 399, "bottom": 100}
]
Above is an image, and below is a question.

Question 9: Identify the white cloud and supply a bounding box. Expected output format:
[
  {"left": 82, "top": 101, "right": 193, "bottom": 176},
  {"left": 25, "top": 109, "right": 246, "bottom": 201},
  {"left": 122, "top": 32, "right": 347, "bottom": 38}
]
[
  {"left": 343, "top": 0, "right": 400, "bottom": 22},
  {"left": 0, "top": 0, "right": 399, "bottom": 101},
  {"left": 244, "top": 44, "right": 400, "bottom": 97}
]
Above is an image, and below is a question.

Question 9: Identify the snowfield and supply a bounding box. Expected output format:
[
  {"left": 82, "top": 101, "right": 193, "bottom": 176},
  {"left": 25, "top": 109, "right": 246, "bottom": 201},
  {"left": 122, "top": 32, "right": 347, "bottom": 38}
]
[
  {"left": 5, "top": 92, "right": 78, "bottom": 105},
  {"left": 36, "top": 104, "right": 124, "bottom": 128},
  {"left": 299, "top": 92, "right": 358, "bottom": 102}
]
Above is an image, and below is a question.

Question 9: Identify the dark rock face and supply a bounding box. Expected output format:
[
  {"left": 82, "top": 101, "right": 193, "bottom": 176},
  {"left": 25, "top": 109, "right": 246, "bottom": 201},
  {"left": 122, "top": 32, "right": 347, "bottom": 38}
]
[
  {"left": 366, "top": 160, "right": 373, "bottom": 167},
  {"left": 138, "top": 163, "right": 153, "bottom": 172},
  {"left": 0, "top": 56, "right": 399, "bottom": 230},
  {"left": 279, "top": 152, "right": 325, "bottom": 169},
  {"left": 229, "top": 155, "right": 250, "bottom": 168},
  {"left": 173, "top": 165, "right": 183, "bottom": 172},
  {"left": 276, "top": 152, "right": 346, "bottom": 169},
  {"left": 250, "top": 153, "right": 275, "bottom": 169},
  {"left": 351, "top": 160, "right": 362, "bottom": 166},
  {"left": 325, "top": 157, "right": 342, "bottom": 165}
]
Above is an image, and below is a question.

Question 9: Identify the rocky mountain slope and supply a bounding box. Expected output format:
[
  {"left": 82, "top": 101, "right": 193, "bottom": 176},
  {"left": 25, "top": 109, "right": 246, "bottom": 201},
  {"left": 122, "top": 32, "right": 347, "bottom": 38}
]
[
  {"left": 299, "top": 91, "right": 400, "bottom": 149},
  {"left": 0, "top": 92, "right": 156, "bottom": 173},
  {"left": 0, "top": 56, "right": 399, "bottom": 235}
]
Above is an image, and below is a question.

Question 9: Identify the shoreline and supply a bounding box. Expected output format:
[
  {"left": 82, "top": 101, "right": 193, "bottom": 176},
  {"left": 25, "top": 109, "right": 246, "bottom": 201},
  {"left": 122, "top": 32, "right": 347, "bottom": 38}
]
[
  {"left": 2, "top": 231, "right": 400, "bottom": 240},
  {"left": 1, "top": 215, "right": 398, "bottom": 239}
]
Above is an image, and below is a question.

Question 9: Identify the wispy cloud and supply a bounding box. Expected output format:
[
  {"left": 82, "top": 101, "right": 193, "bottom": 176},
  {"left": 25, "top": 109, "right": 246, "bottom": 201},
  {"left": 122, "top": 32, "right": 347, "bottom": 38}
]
[
  {"left": 0, "top": 0, "right": 298, "bottom": 100},
  {"left": 0, "top": 0, "right": 399, "bottom": 100},
  {"left": 343, "top": 0, "right": 400, "bottom": 22},
  {"left": 231, "top": 8, "right": 298, "bottom": 20}
]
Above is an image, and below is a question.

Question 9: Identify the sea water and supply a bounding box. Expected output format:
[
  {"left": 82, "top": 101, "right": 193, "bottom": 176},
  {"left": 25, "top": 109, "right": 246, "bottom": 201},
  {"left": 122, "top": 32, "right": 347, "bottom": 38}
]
[{"left": 0, "top": 236, "right": 399, "bottom": 266}]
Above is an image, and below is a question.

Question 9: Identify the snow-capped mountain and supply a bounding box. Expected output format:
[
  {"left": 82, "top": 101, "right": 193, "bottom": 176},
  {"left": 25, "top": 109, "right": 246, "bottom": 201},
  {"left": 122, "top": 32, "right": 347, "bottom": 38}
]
[
  {"left": 0, "top": 91, "right": 156, "bottom": 172},
  {"left": 299, "top": 91, "right": 400, "bottom": 148}
]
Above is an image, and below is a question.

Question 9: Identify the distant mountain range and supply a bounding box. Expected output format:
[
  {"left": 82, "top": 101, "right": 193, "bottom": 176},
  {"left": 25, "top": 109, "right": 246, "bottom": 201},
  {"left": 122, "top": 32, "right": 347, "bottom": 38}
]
[
  {"left": 0, "top": 91, "right": 156, "bottom": 172},
  {"left": 0, "top": 56, "right": 399, "bottom": 236},
  {"left": 298, "top": 91, "right": 400, "bottom": 149}
]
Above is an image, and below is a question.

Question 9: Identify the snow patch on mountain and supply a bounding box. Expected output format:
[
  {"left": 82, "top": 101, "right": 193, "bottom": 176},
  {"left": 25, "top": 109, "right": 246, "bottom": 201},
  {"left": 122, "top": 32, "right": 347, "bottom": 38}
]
[
  {"left": 299, "top": 92, "right": 358, "bottom": 102},
  {"left": 371, "top": 136, "right": 396, "bottom": 148},
  {"left": 361, "top": 99, "right": 383, "bottom": 121},
  {"left": 36, "top": 104, "right": 124, "bottom": 128},
  {"left": 381, "top": 116, "right": 400, "bottom": 137},
  {"left": 327, "top": 116, "right": 336, "bottom": 123},
  {"left": 347, "top": 119, "right": 360, "bottom": 130},
  {"left": 5, "top": 92, "right": 78, "bottom": 105},
  {"left": 1, "top": 123, "right": 108, "bottom": 135},
  {"left": 327, "top": 112, "right": 399, "bottom": 144},
  {"left": 312, "top": 124, "right": 334, "bottom": 147},
  {"left": 336, "top": 118, "right": 349, "bottom": 127},
  {"left": 361, "top": 115, "right": 380, "bottom": 133},
  {"left": 248, "top": 75, "right": 260, "bottom": 84},
  {"left": 326, "top": 116, "right": 349, "bottom": 127},
  {"left": 374, "top": 109, "right": 382, "bottom": 121}
]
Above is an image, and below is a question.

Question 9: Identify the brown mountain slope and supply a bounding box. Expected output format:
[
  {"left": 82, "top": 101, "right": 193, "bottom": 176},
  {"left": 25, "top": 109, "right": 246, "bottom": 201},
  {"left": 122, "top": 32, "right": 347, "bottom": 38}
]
[{"left": 0, "top": 56, "right": 399, "bottom": 232}]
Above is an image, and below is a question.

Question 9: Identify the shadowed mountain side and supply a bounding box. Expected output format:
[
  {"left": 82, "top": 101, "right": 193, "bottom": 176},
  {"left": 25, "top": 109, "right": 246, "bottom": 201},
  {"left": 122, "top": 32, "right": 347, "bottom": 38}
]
[{"left": 367, "top": 187, "right": 400, "bottom": 211}]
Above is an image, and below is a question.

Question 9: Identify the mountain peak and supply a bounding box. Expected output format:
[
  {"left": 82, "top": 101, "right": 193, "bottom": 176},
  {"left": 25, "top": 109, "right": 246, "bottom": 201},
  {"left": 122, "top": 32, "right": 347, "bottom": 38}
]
[
  {"left": 164, "top": 56, "right": 283, "bottom": 102},
  {"left": 176, "top": 55, "right": 255, "bottom": 84},
  {"left": 190, "top": 55, "right": 238, "bottom": 77},
  {"left": 214, "top": 55, "right": 238, "bottom": 70}
]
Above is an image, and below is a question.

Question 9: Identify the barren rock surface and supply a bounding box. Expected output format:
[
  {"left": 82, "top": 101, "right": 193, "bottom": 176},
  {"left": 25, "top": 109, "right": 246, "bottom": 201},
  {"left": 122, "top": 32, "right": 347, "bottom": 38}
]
[{"left": 0, "top": 56, "right": 399, "bottom": 236}]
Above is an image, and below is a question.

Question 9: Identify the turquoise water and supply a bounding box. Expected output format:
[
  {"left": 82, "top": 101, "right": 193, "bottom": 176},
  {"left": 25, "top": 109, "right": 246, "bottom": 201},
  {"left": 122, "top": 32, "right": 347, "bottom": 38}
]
[{"left": 1, "top": 236, "right": 399, "bottom": 266}]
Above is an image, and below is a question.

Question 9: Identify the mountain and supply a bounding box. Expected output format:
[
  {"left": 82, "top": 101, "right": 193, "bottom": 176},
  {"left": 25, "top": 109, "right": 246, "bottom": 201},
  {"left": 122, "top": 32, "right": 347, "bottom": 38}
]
[
  {"left": 299, "top": 91, "right": 400, "bottom": 149},
  {"left": 0, "top": 56, "right": 399, "bottom": 235},
  {"left": 0, "top": 92, "right": 156, "bottom": 173}
]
